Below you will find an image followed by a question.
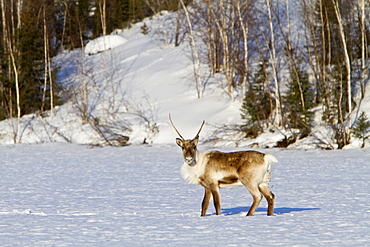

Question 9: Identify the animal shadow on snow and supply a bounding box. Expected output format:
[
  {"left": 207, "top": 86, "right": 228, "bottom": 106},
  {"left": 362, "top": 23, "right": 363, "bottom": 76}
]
[{"left": 218, "top": 206, "right": 320, "bottom": 216}]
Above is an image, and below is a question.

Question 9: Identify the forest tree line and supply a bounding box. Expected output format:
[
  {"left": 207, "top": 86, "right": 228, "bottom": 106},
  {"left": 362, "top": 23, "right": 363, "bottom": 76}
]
[
  {"left": 0, "top": 0, "right": 181, "bottom": 119},
  {"left": 0, "top": 0, "right": 369, "bottom": 147},
  {"left": 0, "top": 0, "right": 182, "bottom": 142},
  {"left": 180, "top": 0, "right": 369, "bottom": 148}
]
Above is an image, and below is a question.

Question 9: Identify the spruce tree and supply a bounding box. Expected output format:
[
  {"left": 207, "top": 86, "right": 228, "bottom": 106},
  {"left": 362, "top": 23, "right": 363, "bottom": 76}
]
[
  {"left": 351, "top": 112, "right": 370, "bottom": 148},
  {"left": 284, "top": 62, "right": 315, "bottom": 130},
  {"left": 240, "top": 60, "right": 271, "bottom": 138}
]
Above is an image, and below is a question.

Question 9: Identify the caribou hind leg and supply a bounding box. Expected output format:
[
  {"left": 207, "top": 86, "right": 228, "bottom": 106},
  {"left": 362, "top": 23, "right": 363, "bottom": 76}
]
[
  {"left": 245, "top": 184, "right": 263, "bottom": 216},
  {"left": 258, "top": 182, "right": 275, "bottom": 216}
]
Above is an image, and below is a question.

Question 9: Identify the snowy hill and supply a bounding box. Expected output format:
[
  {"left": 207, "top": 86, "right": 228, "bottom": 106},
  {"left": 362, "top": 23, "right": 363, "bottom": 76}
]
[
  {"left": 0, "top": 10, "right": 368, "bottom": 149},
  {"left": 0, "top": 11, "right": 243, "bottom": 146}
]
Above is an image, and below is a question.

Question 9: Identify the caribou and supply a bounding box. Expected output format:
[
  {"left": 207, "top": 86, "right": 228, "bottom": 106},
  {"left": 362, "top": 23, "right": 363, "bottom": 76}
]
[{"left": 170, "top": 115, "right": 278, "bottom": 217}]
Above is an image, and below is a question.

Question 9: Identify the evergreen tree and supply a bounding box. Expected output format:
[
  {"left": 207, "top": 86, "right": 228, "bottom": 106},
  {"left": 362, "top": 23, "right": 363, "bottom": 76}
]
[
  {"left": 351, "top": 112, "right": 370, "bottom": 148},
  {"left": 18, "top": 9, "right": 45, "bottom": 114},
  {"left": 0, "top": 0, "right": 60, "bottom": 120},
  {"left": 284, "top": 62, "right": 315, "bottom": 130},
  {"left": 240, "top": 60, "right": 271, "bottom": 138}
]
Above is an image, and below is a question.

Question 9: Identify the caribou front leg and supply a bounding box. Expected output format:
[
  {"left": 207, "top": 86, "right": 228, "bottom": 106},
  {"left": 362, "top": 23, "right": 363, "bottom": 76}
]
[
  {"left": 209, "top": 184, "right": 221, "bottom": 215},
  {"left": 258, "top": 182, "right": 275, "bottom": 216},
  {"left": 201, "top": 187, "right": 212, "bottom": 217}
]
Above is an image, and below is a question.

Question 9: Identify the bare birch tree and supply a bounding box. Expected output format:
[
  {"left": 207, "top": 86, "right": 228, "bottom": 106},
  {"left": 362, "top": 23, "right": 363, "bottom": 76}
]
[
  {"left": 276, "top": 0, "right": 306, "bottom": 114},
  {"left": 48, "top": 41, "right": 54, "bottom": 117},
  {"left": 41, "top": 2, "right": 54, "bottom": 117},
  {"left": 1, "top": 0, "right": 22, "bottom": 143},
  {"left": 179, "top": 0, "right": 203, "bottom": 98},
  {"left": 265, "top": 0, "right": 282, "bottom": 126},
  {"left": 42, "top": 3, "right": 48, "bottom": 113},
  {"left": 236, "top": 0, "right": 249, "bottom": 98},
  {"left": 331, "top": 0, "right": 351, "bottom": 114},
  {"left": 359, "top": 0, "right": 366, "bottom": 99},
  {"left": 75, "top": 11, "right": 89, "bottom": 122},
  {"left": 99, "top": 0, "right": 107, "bottom": 36},
  {"left": 218, "top": 1, "right": 233, "bottom": 99}
]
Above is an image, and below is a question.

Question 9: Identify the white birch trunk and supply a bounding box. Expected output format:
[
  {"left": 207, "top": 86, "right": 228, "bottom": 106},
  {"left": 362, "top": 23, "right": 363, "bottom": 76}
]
[
  {"left": 331, "top": 0, "right": 351, "bottom": 114},
  {"left": 236, "top": 0, "right": 249, "bottom": 98},
  {"left": 99, "top": 0, "right": 107, "bottom": 36},
  {"left": 48, "top": 50, "right": 54, "bottom": 118},
  {"left": 2, "top": 0, "right": 22, "bottom": 143},
  {"left": 42, "top": 5, "right": 48, "bottom": 113},
  {"left": 285, "top": 0, "right": 305, "bottom": 111},
  {"left": 266, "top": 0, "right": 282, "bottom": 126},
  {"left": 78, "top": 25, "right": 88, "bottom": 122},
  {"left": 360, "top": 0, "right": 366, "bottom": 99},
  {"left": 179, "top": 0, "right": 203, "bottom": 98}
]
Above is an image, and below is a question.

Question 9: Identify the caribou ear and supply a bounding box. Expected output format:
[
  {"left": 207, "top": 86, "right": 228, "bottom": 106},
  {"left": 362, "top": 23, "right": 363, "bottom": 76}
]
[
  {"left": 192, "top": 137, "right": 199, "bottom": 146},
  {"left": 176, "top": 138, "right": 184, "bottom": 148}
]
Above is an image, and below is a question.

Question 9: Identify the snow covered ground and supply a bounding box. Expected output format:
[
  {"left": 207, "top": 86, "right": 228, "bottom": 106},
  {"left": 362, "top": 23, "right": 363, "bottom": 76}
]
[{"left": 1, "top": 143, "right": 369, "bottom": 246}]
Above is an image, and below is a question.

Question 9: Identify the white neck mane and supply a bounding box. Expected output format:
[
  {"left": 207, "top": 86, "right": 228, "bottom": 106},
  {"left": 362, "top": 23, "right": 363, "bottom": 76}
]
[{"left": 180, "top": 150, "right": 207, "bottom": 185}]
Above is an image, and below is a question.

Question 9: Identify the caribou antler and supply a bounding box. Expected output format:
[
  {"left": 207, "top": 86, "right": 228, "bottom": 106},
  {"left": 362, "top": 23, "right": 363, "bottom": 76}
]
[
  {"left": 194, "top": 120, "right": 205, "bottom": 139},
  {"left": 169, "top": 113, "right": 185, "bottom": 140},
  {"left": 169, "top": 113, "right": 205, "bottom": 140}
]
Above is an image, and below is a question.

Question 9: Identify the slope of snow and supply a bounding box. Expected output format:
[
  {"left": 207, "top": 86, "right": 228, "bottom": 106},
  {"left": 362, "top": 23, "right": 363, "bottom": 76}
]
[
  {"left": 0, "top": 143, "right": 369, "bottom": 245},
  {"left": 0, "top": 11, "right": 244, "bottom": 145}
]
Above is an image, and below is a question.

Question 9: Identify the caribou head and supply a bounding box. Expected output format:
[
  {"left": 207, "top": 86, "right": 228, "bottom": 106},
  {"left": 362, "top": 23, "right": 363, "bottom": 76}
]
[{"left": 169, "top": 114, "right": 205, "bottom": 166}]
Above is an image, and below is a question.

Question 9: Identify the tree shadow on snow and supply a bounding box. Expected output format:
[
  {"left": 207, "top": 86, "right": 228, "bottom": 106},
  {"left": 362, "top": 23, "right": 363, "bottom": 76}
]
[{"left": 217, "top": 206, "right": 320, "bottom": 216}]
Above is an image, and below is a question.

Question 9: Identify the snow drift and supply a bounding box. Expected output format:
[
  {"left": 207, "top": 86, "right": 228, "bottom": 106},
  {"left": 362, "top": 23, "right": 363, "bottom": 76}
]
[{"left": 84, "top": 35, "right": 127, "bottom": 55}]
